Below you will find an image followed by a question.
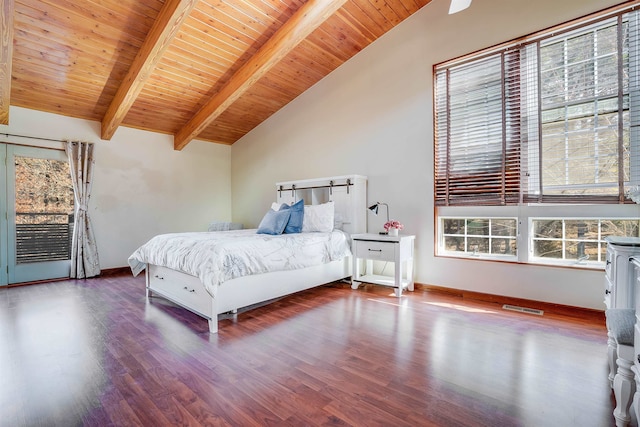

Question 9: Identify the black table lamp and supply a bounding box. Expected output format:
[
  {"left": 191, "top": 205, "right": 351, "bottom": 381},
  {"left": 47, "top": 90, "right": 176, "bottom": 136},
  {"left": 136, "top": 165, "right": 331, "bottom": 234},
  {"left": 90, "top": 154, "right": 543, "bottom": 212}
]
[{"left": 368, "top": 202, "right": 389, "bottom": 235}]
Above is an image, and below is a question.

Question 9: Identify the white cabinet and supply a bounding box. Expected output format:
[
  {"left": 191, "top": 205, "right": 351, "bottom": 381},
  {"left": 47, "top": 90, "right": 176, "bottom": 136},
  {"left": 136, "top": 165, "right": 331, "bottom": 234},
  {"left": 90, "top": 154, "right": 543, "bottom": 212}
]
[
  {"left": 351, "top": 233, "right": 415, "bottom": 297},
  {"left": 604, "top": 238, "right": 640, "bottom": 390},
  {"left": 604, "top": 237, "right": 640, "bottom": 309},
  {"left": 628, "top": 257, "right": 640, "bottom": 419}
]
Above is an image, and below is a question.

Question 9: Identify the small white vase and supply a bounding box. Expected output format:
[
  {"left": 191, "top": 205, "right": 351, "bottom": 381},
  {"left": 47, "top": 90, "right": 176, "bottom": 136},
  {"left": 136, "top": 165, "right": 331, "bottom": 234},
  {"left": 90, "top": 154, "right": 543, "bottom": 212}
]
[{"left": 388, "top": 228, "right": 399, "bottom": 237}]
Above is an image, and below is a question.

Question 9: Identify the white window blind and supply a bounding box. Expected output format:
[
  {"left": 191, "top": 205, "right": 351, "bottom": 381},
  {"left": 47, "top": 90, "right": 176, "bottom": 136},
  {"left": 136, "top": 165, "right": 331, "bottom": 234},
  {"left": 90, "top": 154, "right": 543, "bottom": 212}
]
[{"left": 434, "top": 7, "right": 640, "bottom": 206}]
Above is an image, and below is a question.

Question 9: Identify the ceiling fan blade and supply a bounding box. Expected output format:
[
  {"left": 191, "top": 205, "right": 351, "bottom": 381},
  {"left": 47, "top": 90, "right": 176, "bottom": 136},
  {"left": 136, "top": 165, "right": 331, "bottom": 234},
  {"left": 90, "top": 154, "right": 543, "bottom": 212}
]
[{"left": 449, "top": 0, "right": 472, "bottom": 14}]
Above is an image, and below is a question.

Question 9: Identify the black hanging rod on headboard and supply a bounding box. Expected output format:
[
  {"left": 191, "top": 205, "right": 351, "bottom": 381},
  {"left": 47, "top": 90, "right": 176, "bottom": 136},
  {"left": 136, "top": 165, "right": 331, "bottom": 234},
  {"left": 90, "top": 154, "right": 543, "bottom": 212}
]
[{"left": 279, "top": 178, "right": 352, "bottom": 196}]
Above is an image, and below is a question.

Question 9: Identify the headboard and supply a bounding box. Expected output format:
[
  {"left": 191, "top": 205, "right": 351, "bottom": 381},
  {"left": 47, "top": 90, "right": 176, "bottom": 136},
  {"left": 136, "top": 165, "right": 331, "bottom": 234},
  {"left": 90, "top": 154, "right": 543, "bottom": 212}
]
[{"left": 275, "top": 175, "right": 367, "bottom": 235}]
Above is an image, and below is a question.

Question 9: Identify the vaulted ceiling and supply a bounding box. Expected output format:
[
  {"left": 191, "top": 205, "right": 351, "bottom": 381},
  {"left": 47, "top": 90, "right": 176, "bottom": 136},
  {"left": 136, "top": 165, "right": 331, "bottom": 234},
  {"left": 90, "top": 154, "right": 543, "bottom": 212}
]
[{"left": 1, "top": 0, "right": 431, "bottom": 149}]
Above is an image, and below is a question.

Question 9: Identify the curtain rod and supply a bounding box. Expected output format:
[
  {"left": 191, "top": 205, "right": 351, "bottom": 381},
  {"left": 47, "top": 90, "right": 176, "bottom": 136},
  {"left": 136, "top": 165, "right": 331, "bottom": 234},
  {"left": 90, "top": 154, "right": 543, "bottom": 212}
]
[
  {"left": 0, "top": 132, "right": 68, "bottom": 151},
  {"left": 278, "top": 179, "right": 353, "bottom": 196},
  {"left": 0, "top": 132, "right": 67, "bottom": 143}
]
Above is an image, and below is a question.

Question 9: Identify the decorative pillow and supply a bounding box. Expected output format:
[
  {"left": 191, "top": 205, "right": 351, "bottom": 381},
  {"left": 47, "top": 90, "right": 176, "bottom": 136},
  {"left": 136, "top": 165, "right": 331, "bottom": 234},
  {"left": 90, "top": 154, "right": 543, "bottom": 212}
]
[
  {"left": 302, "top": 201, "right": 335, "bottom": 233},
  {"left": 280, "top": 199, "right": 304, "bottom": 234},
  {"left": 271, "top": 202, "right": 283, "bottom": 211},
  {"left": 257, "top": 209, "right": 291, "bottom": 235}
]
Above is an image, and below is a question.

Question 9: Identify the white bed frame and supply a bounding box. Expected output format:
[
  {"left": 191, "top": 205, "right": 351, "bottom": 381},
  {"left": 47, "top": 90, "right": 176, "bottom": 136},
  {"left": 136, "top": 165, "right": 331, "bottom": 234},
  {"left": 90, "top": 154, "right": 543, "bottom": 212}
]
[{"left": 146, "top": 175, "right": 367, "bottom": 333}]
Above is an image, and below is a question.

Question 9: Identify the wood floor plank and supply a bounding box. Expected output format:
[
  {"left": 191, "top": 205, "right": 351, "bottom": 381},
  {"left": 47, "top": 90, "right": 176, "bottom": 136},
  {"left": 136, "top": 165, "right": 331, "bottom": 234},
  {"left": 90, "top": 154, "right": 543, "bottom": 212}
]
[{"left": 0, "top": 272, "right": 616, "bottom": 426}]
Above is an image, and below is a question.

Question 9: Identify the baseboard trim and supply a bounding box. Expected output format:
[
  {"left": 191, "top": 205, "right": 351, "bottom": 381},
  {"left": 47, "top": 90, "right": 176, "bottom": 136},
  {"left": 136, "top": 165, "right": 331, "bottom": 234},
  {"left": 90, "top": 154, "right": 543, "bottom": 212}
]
[
  {"left": 7, "top": 277, "right": 69, "bottom": 288},
  {"left": 67, "top": 269, "right": 604, "bottom": 321},
  {"left": 415, "top": 283, "right": 604, "bottom": 322},
  {"left": 6, "top": 267, "right": 130, "bottom": 287}
]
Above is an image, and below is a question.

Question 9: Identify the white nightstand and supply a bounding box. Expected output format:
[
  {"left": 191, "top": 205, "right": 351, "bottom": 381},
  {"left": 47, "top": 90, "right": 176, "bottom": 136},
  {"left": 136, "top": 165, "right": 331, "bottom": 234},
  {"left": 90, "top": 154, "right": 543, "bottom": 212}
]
[{"left": 351, "top": 233, "right": 415, "bottom": 297}]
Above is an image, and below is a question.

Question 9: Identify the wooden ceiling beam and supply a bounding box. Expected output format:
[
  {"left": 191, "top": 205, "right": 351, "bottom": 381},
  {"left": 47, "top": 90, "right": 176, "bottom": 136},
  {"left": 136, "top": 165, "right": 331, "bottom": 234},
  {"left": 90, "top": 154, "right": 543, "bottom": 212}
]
[
  {"left": 0, "top": 0, "right": 14, "bottom": 125},
  {"left": 173, "top": 0, "right": 347, "bottom": 151},
  {"left": 101, "top": 0, "right": 197, "bottom": 140}
]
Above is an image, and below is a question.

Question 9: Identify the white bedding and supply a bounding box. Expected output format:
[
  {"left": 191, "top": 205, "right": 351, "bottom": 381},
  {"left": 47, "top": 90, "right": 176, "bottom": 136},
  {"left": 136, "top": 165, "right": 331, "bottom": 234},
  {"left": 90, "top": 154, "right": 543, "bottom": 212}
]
[{"left": 128, "top": 229, "right": 351, "bottom": 298}]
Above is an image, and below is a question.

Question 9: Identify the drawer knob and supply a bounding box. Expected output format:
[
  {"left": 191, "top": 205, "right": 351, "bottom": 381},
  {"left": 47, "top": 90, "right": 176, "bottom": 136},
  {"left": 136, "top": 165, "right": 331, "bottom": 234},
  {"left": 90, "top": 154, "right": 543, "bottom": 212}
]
[{"left": 183, "top": 286, "right": 195, "bottom": 293}]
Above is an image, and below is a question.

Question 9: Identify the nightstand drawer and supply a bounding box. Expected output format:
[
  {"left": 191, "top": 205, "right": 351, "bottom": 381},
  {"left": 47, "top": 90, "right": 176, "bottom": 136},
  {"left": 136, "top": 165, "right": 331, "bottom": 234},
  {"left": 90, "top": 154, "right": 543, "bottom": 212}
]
[{"left": 354, "top": 240, "right": 395, "bottom": 261}]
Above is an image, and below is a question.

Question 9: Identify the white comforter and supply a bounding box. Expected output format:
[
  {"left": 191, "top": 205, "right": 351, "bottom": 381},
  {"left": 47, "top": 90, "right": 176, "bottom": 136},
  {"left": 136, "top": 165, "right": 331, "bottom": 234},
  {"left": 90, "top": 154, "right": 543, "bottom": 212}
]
[{"left": 128, "top": 229, "right": 351, "bottom": 297}]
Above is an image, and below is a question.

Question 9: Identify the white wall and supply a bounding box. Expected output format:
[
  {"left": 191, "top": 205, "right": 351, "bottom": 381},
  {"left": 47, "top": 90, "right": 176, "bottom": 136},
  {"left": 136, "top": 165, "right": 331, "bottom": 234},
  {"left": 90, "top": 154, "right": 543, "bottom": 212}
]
[
  {"left": 231, "top": 0, "right": 632, "bottom": 310},
  {"left": 1, "top": 106, "right": 231, "bottom": 269}
]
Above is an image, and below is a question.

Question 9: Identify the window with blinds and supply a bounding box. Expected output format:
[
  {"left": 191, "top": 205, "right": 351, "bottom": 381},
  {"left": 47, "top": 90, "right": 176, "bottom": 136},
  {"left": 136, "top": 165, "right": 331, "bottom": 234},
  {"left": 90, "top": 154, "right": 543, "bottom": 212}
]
[{"left": 434, "top": 8, "right": 640, "bottom": 206}]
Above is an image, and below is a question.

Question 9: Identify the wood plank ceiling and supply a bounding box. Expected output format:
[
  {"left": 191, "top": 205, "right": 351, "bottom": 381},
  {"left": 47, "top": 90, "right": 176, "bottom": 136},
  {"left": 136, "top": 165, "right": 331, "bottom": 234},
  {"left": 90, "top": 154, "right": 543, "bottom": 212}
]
[{"left": 6, "top": 0, "right": 431, "bottom": 149}]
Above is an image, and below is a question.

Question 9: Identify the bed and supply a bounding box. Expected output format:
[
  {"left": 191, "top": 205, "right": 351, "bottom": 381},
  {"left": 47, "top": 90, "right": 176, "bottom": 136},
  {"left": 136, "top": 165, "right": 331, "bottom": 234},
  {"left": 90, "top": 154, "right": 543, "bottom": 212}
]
[{"left": 128, "top": 175, "right": 367, "bottom": 333}]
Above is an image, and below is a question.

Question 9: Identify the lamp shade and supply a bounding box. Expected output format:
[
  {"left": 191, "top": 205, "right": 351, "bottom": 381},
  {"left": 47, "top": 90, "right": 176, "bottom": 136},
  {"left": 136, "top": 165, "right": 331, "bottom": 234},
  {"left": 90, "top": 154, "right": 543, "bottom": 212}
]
[{"left": 367, "top": 202, "right": 389, "bottom": 223}]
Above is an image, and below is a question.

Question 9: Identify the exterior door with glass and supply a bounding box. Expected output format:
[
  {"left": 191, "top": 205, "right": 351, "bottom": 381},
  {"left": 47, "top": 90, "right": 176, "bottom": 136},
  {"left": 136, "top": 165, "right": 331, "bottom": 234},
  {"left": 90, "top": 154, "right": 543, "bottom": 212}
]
[{"left": 1, "top": 144, "right": 73, "bottom": 285}]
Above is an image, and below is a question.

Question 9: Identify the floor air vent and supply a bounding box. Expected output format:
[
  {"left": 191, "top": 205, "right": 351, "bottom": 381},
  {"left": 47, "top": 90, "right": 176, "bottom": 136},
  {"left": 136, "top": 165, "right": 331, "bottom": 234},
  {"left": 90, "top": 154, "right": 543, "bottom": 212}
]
[{"left": 502, "top": 304, "right": 544, "bottom": 316}]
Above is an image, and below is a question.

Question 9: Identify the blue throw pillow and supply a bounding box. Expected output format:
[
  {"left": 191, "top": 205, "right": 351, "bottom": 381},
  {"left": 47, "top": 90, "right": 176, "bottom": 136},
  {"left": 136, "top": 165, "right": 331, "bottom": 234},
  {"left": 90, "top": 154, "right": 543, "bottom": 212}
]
[
  {"left": 257, "top": 209, "right": 291, "bottom": 235},
  {"left": 280, "top": 199, "right": 304, "bottom": 234}
]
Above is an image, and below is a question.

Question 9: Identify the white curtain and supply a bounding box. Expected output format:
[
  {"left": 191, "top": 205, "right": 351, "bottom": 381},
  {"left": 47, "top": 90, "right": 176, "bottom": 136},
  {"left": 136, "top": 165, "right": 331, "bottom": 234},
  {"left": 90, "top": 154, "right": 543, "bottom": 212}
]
[{"left": 65, "top": 141, "right": 100, "bottom": 278}]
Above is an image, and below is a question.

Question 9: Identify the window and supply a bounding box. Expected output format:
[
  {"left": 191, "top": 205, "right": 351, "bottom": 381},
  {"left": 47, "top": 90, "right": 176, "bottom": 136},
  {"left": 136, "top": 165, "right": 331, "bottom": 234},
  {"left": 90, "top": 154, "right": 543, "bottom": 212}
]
[
  {"left": 434, "top": 52, "right": 523, "bottom": 206},
  {"left": 435, "top": 9, "right": 640, "bottom": 206},
  {"left": 533, "top": 19, "right": 631, "bottom": 201},
  {"left": 440, "top": 218, "right": 517, "bottom": 259},
  {"left": 531, "top": 219, "right": 640, "bottom": 264},
  {"left": 433, "top": 4, "right": 640, "bottom": 267}
]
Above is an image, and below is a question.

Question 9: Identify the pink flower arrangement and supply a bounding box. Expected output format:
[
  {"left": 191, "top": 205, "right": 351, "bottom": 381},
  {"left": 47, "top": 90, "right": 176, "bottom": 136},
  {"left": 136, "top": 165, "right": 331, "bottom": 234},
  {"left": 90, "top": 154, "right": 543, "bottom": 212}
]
[{"left": 384, "top": 220, "right": 404, "bottom": 231}]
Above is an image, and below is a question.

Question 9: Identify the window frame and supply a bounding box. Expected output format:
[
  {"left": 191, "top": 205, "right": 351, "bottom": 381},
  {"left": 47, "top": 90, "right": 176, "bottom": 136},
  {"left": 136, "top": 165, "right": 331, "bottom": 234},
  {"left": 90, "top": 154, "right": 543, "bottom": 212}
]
[
  {"left": 438, "top": 216, "right": 519, "bottom": 262},
  {"left": 528, "top": 217, "right": 640, "bottom": 267},
  {"left": 433, "top": 2, "right": 640, "bottom": 270},
  {"left": 434, "top": 3, "right": 640, "bottom": 207},
  {"left": 436, "top": 205, "right": 640, "bottom": 268}
]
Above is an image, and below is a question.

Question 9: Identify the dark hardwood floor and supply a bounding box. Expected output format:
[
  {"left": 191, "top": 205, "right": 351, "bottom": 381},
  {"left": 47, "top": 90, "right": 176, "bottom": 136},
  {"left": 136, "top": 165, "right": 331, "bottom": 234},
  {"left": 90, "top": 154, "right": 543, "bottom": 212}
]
[{"left": 0, "top": 273, "right": 616, "bottom": 426}]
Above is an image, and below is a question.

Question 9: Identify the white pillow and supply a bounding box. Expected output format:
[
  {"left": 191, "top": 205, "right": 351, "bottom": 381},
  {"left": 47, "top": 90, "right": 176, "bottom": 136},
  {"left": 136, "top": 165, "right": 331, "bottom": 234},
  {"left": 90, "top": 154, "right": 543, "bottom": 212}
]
[
  {"left": 271, "top": 202, "right": 282, "bottom": 211},
  {"left": 333, "top": 212, "right": 344, "bottom": 230},
  {"left": 302, "top": 201, "right": 334, "bottom": 233}
]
